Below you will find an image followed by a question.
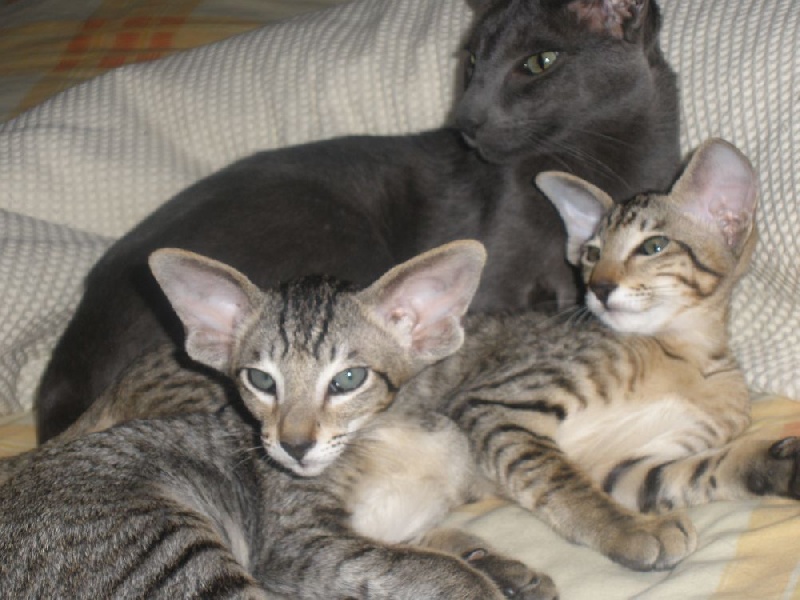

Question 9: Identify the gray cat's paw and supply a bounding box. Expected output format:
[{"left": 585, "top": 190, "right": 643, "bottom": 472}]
[
  {"left": 747, "top": 436, "right": 800, "bottom": 498},
  {"left": 463, "top": 548, "right": 558, "bottom": 600},
  {"left": 604, "top": 512, "right": 697, "bottom": 571}
]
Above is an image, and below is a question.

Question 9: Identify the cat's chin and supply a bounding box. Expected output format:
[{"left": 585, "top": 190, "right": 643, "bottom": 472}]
[
  {"left": 595, "top": 308, "right": 673, "bottom": 336},
  {"left": 268, "top": 446, "right": 340, "bottom": 478},
  {"left": 460, "top": 132, "right": 522, "bottom": 166}
]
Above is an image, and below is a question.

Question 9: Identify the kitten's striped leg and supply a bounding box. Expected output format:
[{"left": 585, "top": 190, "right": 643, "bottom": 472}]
[
  {"left": 467, "top": 418, "right": 696, "bottom": 570},
  {"left": 603, "top": 436, "right": 800, "bottom": 512},
  {"left": 419, "top": 527, "right": 558, "bottom": 600},
  {"left": 259, "top": 530, "right": 515, "bottom": 600}
]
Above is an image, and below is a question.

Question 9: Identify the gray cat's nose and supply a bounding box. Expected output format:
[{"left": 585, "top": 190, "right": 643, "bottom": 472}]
[
  {"left": 453, "top": 113, "right": 481, "bottom": 144},
  {"left": 589, "top": 281, "right": 617, "bottom": 306},
  {"left": 281, "top": 440, "right": 313, "bottom": 462}
]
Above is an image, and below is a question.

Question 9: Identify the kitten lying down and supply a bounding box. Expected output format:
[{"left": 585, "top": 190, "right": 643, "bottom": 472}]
[{"left": 0, "top": 241, "right": 553, "bottom": 599}]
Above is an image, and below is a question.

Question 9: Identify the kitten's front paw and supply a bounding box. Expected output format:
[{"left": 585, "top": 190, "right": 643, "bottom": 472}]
[
  {"left": 463, "top": 548, "right": 558, "bottom": 600},
  {"left": 748, "top": 437, "right": 800, "bottom": 497},
  {"left": 605, "top": 512, "right": 697, "bottom": 571}
]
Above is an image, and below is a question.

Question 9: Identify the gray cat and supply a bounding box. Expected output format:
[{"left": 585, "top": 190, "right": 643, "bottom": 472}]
[
  {"left": 37, "top": 0, "right": 680, "bottom": 442},
  {"left": 0, "top": 242, "right": 556, "bottom": 599}
]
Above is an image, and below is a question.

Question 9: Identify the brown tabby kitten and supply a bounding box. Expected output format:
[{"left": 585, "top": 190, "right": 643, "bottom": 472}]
[
  {"left": 0, "top": 242, "right": 555, "bottom": 599},
  {"left": 392, "top": 138, "right": 800, "bottom": 570}
]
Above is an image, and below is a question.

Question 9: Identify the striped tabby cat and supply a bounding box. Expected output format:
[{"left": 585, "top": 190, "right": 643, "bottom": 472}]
[
  {"left": 0, "top": 242, "right": 555, "bottom": 599},
  {"left": 395, "top": 138, "right": 800, "bottom": 570}
]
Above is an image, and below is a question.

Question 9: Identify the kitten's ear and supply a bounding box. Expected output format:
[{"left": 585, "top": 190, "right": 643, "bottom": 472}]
[
  {"left": 536, "top": 172, "right": 613, "bottom": 265},
  {"left": 149, "top": 249, "right": 261, "bottom": 372},
  {"left": 671, "top": 138, "right": 758, "bottom": 255},
  {"left": 358, "top": 240, "right": 487, "bottom": 363},
  {"left": 567, "top": 0, "right": 649, "bottom": 42}
]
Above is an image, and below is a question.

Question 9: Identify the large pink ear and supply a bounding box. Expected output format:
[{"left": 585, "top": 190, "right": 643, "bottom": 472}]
[
  {"left": 358, "top": 241, "right": 487, "bottom": 363},
  {"left": 671, "top": 138, "right": 758, "bottom": 255},
  {"left": 149, "top": 249, "right": 261, "bottom": 372},
  {"left": 566, "top": 0, "right": 649, "bottom": 41},
  {"left": 536, "top": 171, "right": 614, "bottom": 266}
]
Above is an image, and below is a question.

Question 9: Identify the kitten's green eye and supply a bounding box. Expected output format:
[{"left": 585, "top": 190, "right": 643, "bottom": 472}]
[
  {"left": 329, "top": 367, "right": 368, "bottom": 395},
  {"left": 584, "top": 246, "right": 601, "bottom": 263},
  {"left": 246, "top": 368, "right": 277, "bottom": 394},
  {"left": 638, "top": 236, "right": 670, "bottom": 256},
  {"left": 468, "top": 52, "right": 477, "bottom": 66},
  {"left": 523, "top": 51, "right": 559, "bottom": 75}
]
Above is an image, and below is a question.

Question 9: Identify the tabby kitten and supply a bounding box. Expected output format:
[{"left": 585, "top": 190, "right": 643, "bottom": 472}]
[
  {"left": 38, "top": 0, "right": 681, "bottom": 442},
  {"left": 393, "top": 138, "right": 800, "bottom": 570},
  {"left": 0, "top": 242, "right": 554, "bottom": 599}
]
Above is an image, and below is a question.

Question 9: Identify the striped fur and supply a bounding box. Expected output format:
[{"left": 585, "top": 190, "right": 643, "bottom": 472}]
[
  {"left": 0, "top": 242, "right": 555, "bottom": 599},
  {"left": 398, "top": 140, "right": 800, "bottom": 571}
]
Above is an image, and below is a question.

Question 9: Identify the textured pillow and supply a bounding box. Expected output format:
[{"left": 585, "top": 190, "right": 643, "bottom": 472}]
[{"left": 0, "top": 0, "right": 797, "bottom": 415}]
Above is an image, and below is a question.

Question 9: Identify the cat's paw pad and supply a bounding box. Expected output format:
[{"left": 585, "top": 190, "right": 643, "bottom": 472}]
[
  {"left": 756, "top": 437, "right": 800, "bottom": 497},
  {"left": 463, "top": 548, "right": 558, "bottom": 600},
  {"left": 608, "top": 512, "right": 697, "bottom": 571}
]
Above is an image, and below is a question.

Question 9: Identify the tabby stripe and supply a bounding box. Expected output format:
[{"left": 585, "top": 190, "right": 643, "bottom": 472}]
[
  {"left": 467, "top": 364, "right": 564, "bottom": 390},
  {"left": 531, "top": 372, "right": 588, "bottom": 408},
  {"left": 675, "top": 241, "right": 724, "bottom": 278},
  {"left": 312, "top": 286, "right": 338, "bottom": 359},
  {"left": 450, "top": 396, "right": 480, "bottom": 423},
  {"left": 278, "top": 286, "right": 291, "bottom": 357},
  {"left": 653, "top": 339, "right": 689, "bottom": 363},
  {"left": 638, "top": 460, "right": 677, "bottom": 512},
  {"left": 106, "top": 520, "right": 189, "bottom": 593},
  {"left": 504, "top": 448, "right": 559, "bottom": 481},
  {"left": 290, "top": 535, "right": 335, "bottom": 580},
  {"left": 201, "top": 572, "right": 261, "bottom": 598},
  {"left": 373, "top": 370, "right": 399, "bottom": 394},
  {"left": 480, "top": 423, "right": 555, "bottom": 457},
  {"left": 570, "top": 354, "right": 611, "bottom": 401},
  {"left": 144, "top": 539, "right": 230, "bottom": 595},
  {"left": 458, "top": 397, "right": 566, "bottom": 421},
  {"left": 602, "top": 456, "right": 648, "bottom": 494},
  {"left": 690, "top": 457, "right": 712, "bottom": 488}
]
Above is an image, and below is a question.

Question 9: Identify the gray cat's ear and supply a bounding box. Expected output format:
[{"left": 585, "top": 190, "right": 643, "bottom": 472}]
[
  {"left": 466, "top": 0, "right": 497, "bottom": 13},
  {"left": 536, "top": 172, "right": 613, "bottom": 266},
  {"left": 566, "top": 0, "right": 649, "bottom": 42},
  {"left": 671, "top": 138, "right": 758, "bottom": 255},
  {"left": 358, "top": 240, "right": 487, "bottom": 363},
  {"left": 149, "top": 249, "right": 261, "bottom": 372}
]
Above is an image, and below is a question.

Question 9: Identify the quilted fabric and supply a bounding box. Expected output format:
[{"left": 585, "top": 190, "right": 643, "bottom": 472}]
[{"left": 0, "top": 0, "right": 797, "bottom": 415}]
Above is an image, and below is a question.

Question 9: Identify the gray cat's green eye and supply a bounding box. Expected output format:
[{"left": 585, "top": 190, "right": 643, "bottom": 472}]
[
  {"left": 584, "top": 246, "right": 601, "bottom": 262},
  {"left": 523, "top": 51, "right": 559, "bottom": 75},
  {"left": 468, "top": 52, "right": 477, "bottom": 66},
  {"left": 246, "top": 368, "right": 277, "bottom": 394},
  {"left": 638, "top": 236, "right": 670, "bottom": 256},
  {"left": 329, "top": 367, "right": 368, "bottom": 395}
]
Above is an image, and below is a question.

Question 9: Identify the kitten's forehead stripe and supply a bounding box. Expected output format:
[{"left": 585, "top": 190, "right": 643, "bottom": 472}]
[{"left": 277, "top": 276, "right": 350, "bottom": 358}]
